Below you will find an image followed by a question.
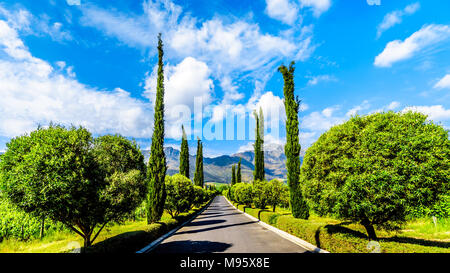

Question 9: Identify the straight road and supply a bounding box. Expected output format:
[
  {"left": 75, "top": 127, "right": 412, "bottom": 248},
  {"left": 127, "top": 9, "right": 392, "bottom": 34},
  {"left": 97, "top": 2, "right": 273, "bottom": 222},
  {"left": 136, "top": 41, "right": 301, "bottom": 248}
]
[{"left": 151, "top": 195, "right": 308, "bottom": 253}]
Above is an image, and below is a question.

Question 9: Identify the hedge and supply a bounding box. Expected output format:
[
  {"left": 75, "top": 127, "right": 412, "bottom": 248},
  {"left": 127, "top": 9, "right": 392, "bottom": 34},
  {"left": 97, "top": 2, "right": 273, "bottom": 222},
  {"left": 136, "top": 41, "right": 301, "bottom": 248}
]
[
  {"left": 83, "top": 200, "right": 212, "bottom": 253},
  {"left": 229, "top": 199, "right": 450, "bottom": 253}
]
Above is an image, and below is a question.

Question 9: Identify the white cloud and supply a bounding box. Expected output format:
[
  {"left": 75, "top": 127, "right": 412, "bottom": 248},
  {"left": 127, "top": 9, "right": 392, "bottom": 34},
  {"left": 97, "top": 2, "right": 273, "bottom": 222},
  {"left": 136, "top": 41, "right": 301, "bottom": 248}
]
[
  {"left": 80, "top": 0, "right": 314, "bottom": 79},
  {"left": 346, "top": 100, "right": 370, "bottom": 116},
  {"left": 387, "top": 101, "right": 401, "bottom": 110},
  {"left": 299, "top": 0, "right": 332, "bottom": 17},
  {"left": 0, "top": 5, "right": 72, "bottom": 42},
  {"left": 374, "top": 24, "right": 450, "bottom": 67},
  {"left": 402, "top": 105, "right": 450, "bottom": 122},
  {"left": 307, "top": 74, "right": 336, "bottom": 86},
  {"left": 144, "top": 56, "right": 214, "bottom": 110},
  {"left": 434, "top": 74, "right": 450, "bottom": 89},
  {"left": 377, "top": 2, "right": 420, "bottom": 38},
  {"left": 0, "top": 19, "right": 153, "bottom": 138},
  {"left": 302, "top": 109, "right": 344, "bottom": 131},
  {"left": 265, "top": 0, "right": 299, "bottom": 25}
]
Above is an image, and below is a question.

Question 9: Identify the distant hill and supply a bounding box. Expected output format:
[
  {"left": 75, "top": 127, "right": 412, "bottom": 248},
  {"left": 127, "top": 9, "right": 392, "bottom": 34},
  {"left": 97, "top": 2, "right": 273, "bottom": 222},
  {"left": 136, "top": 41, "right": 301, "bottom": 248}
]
[{"left": 142, "top": 144, "right": 301, "bottom": 184}]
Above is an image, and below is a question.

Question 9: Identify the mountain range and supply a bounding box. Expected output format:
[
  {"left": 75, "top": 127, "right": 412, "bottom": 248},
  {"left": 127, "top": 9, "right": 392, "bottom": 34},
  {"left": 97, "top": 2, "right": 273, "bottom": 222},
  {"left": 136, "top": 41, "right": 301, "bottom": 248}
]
[
  {"left": 143, "top": 144, "right": 300, "bottom": 184},
  {"left": 0, "top": 145, "right": 298, "bottom": 184}
]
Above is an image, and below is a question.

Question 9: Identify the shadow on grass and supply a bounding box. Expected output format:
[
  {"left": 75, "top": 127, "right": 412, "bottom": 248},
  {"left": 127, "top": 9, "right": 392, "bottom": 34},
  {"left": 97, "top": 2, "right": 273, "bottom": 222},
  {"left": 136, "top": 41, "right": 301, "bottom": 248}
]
[
  {"left": 314, "top": 222, "right": 450, "bottom": 250},
  {"left": 381, "top": 236, "right": 450, "bottom": 248}
]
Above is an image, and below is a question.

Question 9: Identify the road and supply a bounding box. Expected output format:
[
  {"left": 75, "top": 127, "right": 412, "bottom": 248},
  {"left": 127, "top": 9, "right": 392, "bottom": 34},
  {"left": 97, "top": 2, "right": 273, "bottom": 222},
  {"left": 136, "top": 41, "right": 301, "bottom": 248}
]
[{"left": 151, "top": 195, "right": 308, "bottom": 253}]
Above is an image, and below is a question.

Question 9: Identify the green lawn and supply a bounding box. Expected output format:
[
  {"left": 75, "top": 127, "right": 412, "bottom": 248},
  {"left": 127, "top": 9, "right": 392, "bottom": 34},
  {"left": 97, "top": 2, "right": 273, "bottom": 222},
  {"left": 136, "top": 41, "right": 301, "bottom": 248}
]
[
  {"left": 0, "top": 210, "right": 195, "bottom": 253},
  {"left": 230, "top": 200, "right": 450, "bottom": 253}
]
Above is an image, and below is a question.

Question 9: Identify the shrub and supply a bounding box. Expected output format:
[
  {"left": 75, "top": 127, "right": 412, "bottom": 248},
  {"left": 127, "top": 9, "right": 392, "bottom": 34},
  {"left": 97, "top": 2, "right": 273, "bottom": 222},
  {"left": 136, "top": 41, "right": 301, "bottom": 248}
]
[
  {"left": 265, "top": 179, "right": 290, "bottom": 212},
  {"left": 164, "top": 174, "right": 194, "bottom": 217},
  {"left": 0, "top": 126, "right": 147, "bottom": 248},
  {"left": 253, "top": 180, "right": 270, "bottom": 209},
  {"left": 300, "top": 111, "right": 450, "bottom": 240},
  {"left": 234, "top": 183, "right": 253, "bottom": 206}
]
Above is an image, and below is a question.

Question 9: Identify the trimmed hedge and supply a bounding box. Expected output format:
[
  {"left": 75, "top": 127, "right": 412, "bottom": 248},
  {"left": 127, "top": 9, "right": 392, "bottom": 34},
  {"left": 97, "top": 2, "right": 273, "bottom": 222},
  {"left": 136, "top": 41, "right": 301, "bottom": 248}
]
[
  {"left": 230, "top": 199, "right": 450, "bottom": 253},
  {"left": 84, "top": 200, "right": 212, "bottom": 253}
]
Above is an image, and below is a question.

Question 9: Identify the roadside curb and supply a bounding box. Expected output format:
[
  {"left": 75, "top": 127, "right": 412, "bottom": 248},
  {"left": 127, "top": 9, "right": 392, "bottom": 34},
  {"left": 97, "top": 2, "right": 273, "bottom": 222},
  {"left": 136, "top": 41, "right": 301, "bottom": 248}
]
[
  {"left": 136, "top": 197, "right": 215, "bottom": 253},
  {"left": 223, "top": 196, "right": 329, "bottom": 253}
]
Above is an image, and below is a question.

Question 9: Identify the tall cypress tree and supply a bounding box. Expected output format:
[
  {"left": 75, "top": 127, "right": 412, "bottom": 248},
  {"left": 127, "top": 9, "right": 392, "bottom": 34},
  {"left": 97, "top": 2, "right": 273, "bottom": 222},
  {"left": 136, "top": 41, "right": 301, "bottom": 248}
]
[
  {"left": 253, "top": 107, "right": 265, "bottom": 182},
  {"left": 179, "top": 125, "right": 189, "bottom": 178},
  {"left": 278, "top": 61, "right": 309, "bottom": 219},
  {"left": 147, "top": 33, "right": 167, "bottom": 224},
  {"left": 231, "top": 164, "right": 236, "bottom": 185},
  {"left": 237, "top": 158, "right": 242, "bottom": 184},
  {"left": 194, "top": 137, "right": 204, "bottom": 187}
]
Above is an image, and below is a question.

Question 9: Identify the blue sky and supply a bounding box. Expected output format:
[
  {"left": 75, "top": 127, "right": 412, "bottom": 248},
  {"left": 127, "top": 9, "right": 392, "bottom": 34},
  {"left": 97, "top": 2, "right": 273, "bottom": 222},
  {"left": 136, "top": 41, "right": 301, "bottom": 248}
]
[{"left": 0, "top": 0, "right": 449, "bottom": 157}]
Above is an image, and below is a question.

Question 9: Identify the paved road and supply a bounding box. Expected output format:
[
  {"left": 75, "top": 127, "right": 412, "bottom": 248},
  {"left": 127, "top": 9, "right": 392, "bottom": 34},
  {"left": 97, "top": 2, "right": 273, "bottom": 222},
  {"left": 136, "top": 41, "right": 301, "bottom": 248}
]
[{"left": 151, "top": 196, "right": 308, "bottom": 253}]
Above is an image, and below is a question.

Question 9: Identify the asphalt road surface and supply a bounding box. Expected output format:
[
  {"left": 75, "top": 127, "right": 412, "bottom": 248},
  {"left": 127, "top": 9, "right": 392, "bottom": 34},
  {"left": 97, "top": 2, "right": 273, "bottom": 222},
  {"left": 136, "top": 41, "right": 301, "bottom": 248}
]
[{"left": 151, "top": 196, "right": 308, "bottom": 253}]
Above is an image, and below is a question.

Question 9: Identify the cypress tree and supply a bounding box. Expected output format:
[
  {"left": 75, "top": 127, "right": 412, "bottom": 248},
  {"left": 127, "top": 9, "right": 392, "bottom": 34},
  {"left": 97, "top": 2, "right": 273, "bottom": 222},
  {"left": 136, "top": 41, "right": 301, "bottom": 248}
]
[
  {"left": 231, "top": 164, "right": 236, "bottom": 185},
  {"left": 147, "top": 33, "right": 167, "bottom": 224},
  {"left": 278, "top": 61, "right": 309, "bottom": 219},
  {"left": 237, "top": 158, "right": 242, "bottom": 184},
  {"left": 179, "top": 125, "right": 189, "bottom": 178},
  {"left": 199, "top": 141, "right": 204, "bottom": 187},
  {"left": 253, "top": 107, "right": 265, "bottom": 182},
  {"left": 194, "top": 137, "right": 204, "bottom": 187}
]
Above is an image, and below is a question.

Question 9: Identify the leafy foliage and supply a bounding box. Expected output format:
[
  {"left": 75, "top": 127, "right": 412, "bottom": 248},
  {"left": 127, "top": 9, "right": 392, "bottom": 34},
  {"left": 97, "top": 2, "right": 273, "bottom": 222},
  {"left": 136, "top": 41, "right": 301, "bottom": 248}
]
[
  {"left": 233, "top": 183, "right": 254, "bottom": 206},
  {"left": 0, "top": 126, "right": 147, "bottom": 247},
  {"left": 237, "top": 158, "right": 242, "bottom": 183},
  {"left": 253, "top": 108, "right": 265, "bottom": 181},
  {"left": 253, "top": 180, "right": 270, "bottom": 209},
  {"left": 266, "top": 179, "right": 290, "bottom": 212},
  {"left": 279, "top": 61, "right": 309, "bottom": 219},
  {"left": 300, "top": 111, "right": 450, "bottom": 239},
  {"left": 164, "top": 174, "right": 194, "bottom": 217},
  {"left": 179, "top": 125, "right": 189, "bottom": 178},
  {"left": 147, "top": 33, "right": 167, "bottom": 223},
  {"left": 194, "top": 138, "right": 204, "bottom": 187}
]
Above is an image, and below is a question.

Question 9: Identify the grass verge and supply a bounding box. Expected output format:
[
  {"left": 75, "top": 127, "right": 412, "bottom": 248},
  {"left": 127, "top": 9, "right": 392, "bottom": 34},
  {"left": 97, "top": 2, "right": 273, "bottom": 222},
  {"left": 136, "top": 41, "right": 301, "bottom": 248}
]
[
  {"left": 0, "top": 200, "right": 212, "bottom": 253},
  {"left": 228, "top": 199, "right": 450, "bottom": 253}
]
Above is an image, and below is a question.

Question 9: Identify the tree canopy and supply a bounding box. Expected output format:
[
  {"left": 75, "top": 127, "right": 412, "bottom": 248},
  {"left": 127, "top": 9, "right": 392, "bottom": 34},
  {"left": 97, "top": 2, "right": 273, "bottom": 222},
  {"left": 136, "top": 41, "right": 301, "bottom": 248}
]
[
  {"left": 0, "top": 126, "right": 147, "bottom": 248},
  {"left": 300, "top": 111, "right": 450, "bottom": 240}
]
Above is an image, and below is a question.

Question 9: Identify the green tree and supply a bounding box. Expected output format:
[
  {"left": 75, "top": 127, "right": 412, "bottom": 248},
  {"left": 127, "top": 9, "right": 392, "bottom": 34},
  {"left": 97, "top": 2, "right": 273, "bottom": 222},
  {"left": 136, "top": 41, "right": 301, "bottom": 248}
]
[
  {"left": 253, "top": 180, "right": 270, "bottom": 209},
  {"left": 279, "top": 61, "right": 309, "bottom": 219},
  {"left": 231, "top": 164, "right": 236, "bottom": 185},
  {"left": 164, "top": 174, "right": 195, "bottom": 217},
  {"left": 234, "top": 183, "right": 253, "bottom": 206},
  {"left": 0, "top": 126, "right": 147, "bottom": 248},
  {"left": 266, "top": 179, "right": 289, "bottom": 212},
  {"left": 237, "top": 158, "right": 242, "bottom": 183},
  {"left": 179, "top": 125, "right": 190, "bottom": 179},
  {"left": 253, "top": 107, "right": 265, "bottom": 182},
  {"left": 194, "top": 138, "right": 204, "bottom": 187},
  {"left": 300, "top": 111, "right": 450, "bottom": 240},
  {"left": 147, "top": 33, "right": 167, "bottom": 224}
]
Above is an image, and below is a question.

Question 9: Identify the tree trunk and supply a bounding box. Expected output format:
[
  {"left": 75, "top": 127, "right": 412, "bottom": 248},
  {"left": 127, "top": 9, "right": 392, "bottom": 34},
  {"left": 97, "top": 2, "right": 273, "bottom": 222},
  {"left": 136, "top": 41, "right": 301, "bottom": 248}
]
[
  {"left": 40, "top": 216, "right": 45, "bottom": 239},
  {"left": 273, "top": 205, "right": 276, "bottom": 212},
  {"left": 361, "top": 219, "right": 378, "bottom": 241}
]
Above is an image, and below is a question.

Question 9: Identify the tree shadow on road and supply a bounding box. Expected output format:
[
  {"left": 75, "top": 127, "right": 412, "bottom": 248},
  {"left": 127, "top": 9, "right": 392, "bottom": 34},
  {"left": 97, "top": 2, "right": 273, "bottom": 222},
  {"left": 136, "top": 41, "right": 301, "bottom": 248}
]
[
  {"left": 176, "top": 221, "right": 256, "bottom": 235},
  {"left": 187, "top": 219, "right": 226, "bottom": 227},
  {"left": 152, "top": 240, "right": 232, "bottom": 253}
]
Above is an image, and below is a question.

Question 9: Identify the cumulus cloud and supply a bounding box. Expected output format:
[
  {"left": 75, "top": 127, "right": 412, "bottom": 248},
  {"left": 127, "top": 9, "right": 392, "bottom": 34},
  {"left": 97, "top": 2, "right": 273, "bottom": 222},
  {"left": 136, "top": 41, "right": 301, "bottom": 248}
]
[
  {"left": 434, "top": 74, "right": 450, "bottom": 89},
  {"left": 265, "top": 0, "right": 299, "bottom": 25},
  {"left": 374, "top": 24, "right": 450, "bottom": 67},
  {"left": 402, "top": 105, "right": 450, "bottom": 122},
  {"left": 299, "top": 0, "right": 332, "bottom": 17},
  {"left": 144, "top": 56, "right": 214, "bottom": 110},
  {"left": 0, "top": 20, "right": 153, "bottom": 138},
  {"left": 377, "top": 2, "right": 420, "bottom": 38},
  {"left": 80, "top": 0, "right": 314, "bottom": 80}
]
